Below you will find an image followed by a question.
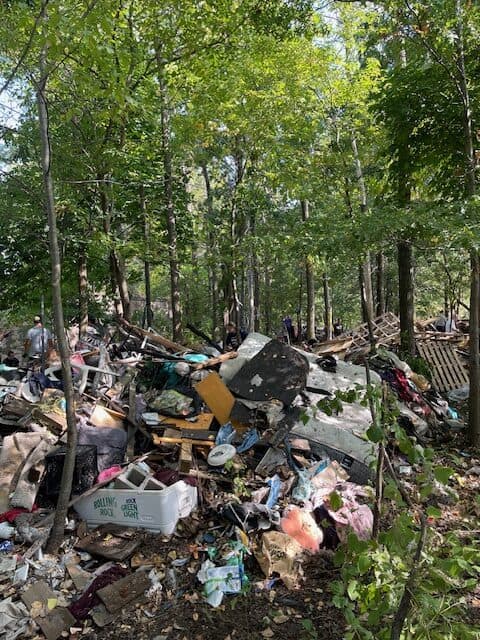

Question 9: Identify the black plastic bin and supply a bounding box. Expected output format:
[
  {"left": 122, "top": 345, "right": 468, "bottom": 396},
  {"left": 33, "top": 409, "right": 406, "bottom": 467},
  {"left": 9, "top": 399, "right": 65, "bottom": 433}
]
[{"left": 43, "top": 444, "right": 97, "bottom": 496}]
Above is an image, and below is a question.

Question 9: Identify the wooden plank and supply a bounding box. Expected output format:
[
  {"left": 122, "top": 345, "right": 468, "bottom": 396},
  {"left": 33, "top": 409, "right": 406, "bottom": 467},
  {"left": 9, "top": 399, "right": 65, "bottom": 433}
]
[
  {"left": 38, "top": 608, "right": 77, "bottom": 640},
  {"left": 154, "top": 412, "right": 214, "bottom": 430},
  {"left": 179, "top": 441, "right": 193, "bottom": 473},
  {"left": 152, "top": 434, "right": 214, "bottom": 447},
  {"left": 195, "top": 372, "right": 234, "bottom": 425},
  {"left": 97, "top": 571, "right": 151, "bottom": 613},
  {"left": 22, "top": 580, "right": 56, "bottom": 609}
]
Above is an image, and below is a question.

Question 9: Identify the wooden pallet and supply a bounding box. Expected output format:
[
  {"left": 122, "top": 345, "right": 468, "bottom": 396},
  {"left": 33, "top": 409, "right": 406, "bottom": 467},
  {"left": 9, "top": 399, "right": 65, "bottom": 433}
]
[
  {"left": 416, "top": 339, "right": 469, "bottom": 393},
  {"left": 347, "top": 312, "right": 400, "bottom": 350}
]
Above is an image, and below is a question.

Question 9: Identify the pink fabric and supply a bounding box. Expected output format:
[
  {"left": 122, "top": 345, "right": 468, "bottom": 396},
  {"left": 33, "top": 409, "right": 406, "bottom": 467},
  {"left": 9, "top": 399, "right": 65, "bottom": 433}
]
[
  {"left": 96, "top": 466, "right": 122, "bottom": 484},
  {"left": 280, "top": 506, "right": 323, "bottom": 553},
  {"left": 326, "top": 489, "right": 373, "bottom": 541},
  {"left": 70, "top": 352, "right": 85, "bottom": 373}
]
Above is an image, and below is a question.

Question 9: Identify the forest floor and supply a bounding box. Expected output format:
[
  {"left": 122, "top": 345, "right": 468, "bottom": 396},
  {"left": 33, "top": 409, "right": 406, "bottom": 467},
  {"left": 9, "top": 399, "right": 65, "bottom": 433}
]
[{"left": 82, "top": 432, "right": 480, "bottom": 640}]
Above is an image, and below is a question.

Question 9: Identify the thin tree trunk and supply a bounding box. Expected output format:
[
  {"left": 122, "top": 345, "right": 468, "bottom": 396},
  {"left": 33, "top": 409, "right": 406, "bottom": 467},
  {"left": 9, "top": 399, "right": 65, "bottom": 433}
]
[
  {"left": 156, "top": 49, "right": 182, "bottom": 342},
  {"left": 264, "top": 266, "right": 272, "bottom": 335},
  {"left": 246, "top": 210, "right": 260, "bottom": 332},
  {"left": 469, "top": 251, "right": 480, "bottom": 446},
  {"left": 376, "top": 252, "right": 386, "bottom": 316},
  {"left": 297, "top": 270, "right": 304, "bottom": 342},
  {"left": 140, "top": 184, "right": 153, "bottom": 328},
  {"left": 200, "top": 163, "right": 220, "bottom": 338},
  {"left": 398, "top": 241, "right": 415, "bottom": 356},
  {"left": 397, "top": 41, "right": 416, "bottom": 357},
  {"left": 99, "top": 178, "right": 123, "bottom": 318},
  {"left": 36, "top": 17, "right": 77, "bottom": 554},
  {"left": 78, "top": 245, "right": 88, "bottom": 338},
  {"left": 351, "top": 134, "right": 375, "bottom": 324},
  {"left": 454, "top": 0, "right": 480, "bottom": 444},
  {"left": 113, "top": 251, "right": 131, "bottom": 321},
  {"left": 301, "top": 200, "right": 315, "bottom": 341},
  {"left": 323, "top": 272, "right": 333, "bottom": 341}
]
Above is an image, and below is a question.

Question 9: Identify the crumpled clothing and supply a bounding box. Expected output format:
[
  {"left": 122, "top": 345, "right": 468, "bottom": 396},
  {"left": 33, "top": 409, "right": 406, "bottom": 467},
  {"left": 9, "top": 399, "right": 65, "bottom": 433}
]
[
  {"left": 325, "top": 486, "right": 373, "bottom": 541},
  {"left": 236, "top": 428, "right": 260, "bottom": 453},
  {"left": 29, "top": 372, "right": 63, "bottom": 396},
  {"left": 280, "top": 506, "right": 323, "bottom": 553},
  {"left": 153, "top": 469, "right": 197, "bottom": 487},
  {"left": 68, "top": 565, "right": 127, "bottom": 620},
  {"left": 96, "top": 466, "right": 122, "bottom": 484},
  {"left": 0, "top": 506, "right": 37, "bottom": 524},
  {"left": 380, "top": 368, "right": 431, "bottom": 416}
]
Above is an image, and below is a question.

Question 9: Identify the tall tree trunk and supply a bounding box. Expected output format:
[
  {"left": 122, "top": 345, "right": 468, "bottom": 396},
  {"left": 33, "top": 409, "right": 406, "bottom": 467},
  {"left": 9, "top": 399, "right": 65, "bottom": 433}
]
[
  {"left": 113, "top": 251, "right": 131, "bottom": 321},
  {"left": 200, "top": 163, "right": 220, "bottom": 338},
  {"left": 323, "top": 272, "right": 333, "bottom": 341},
  {"left": 99, "top": 178, "right": 123, "bottom": 318},
  {"left": 351, "top": 134, "right": 375, "bottom": 324},
  {"left": 78, "top": 245, "right": 88, "bottom": 338},
  {"left": 140, "top": 184, "right": 153, "bottom": 328},
  {"left": 398, "top": 241, "right": 415, "bottom": 356},
  {"left": 246, "top": 210, "right": 260, "bottom": 332},
  {"left": 301, "top": 200, "right": 315, "bottom": 341},
  {"left": 397, "top": 46, "right": 416, "bottom": 357},
  {"left": 469, "top": 252, "right": 480, "bottom": 446},
  {"left": 253, "top": 263, "right": 260, "bottom": 332},
  {"left": 297, "top": 271, "right": 303, "bottom": 343},
  {"left": 376, "top": 252, "right": 386, "bottom": 316},
  {"left": 36, "top": 17, "right": 77, "bottom": 554},
  {"left": 264, "top": 266, "right": 272, "bottom": 335},
  {"left": 156, "top": 50, "right": 182, "bottom": 342},
  {"left": 455, "top": 0, "right": 480, "bottom": 445}
]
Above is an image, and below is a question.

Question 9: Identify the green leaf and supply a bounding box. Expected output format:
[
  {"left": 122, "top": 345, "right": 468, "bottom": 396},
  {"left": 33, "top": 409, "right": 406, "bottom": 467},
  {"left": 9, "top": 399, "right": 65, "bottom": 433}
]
[
  {"left": 329, "top": 490, "right": 343, "bottom": 511},
  {"left": 366, "top": 422, "right": 383, "bottom": 443},
  {"left": 433, "top": 466, "right": 454, "bottom": 485},
  {"left": 347, "top": 579, "right": 359, "bottom": 601},
  {"left": 426, "top": 506, "right": 442, "bottom": 518}
]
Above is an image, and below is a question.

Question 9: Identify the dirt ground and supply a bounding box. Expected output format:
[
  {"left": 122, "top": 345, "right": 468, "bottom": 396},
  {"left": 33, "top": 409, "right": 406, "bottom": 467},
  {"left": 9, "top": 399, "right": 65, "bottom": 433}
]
[
  {"left": 79, "top": 430, "right": 480, "bottom": 640},
  {"left": 82, "top": 534, "right": 345, "bottom": 640}
]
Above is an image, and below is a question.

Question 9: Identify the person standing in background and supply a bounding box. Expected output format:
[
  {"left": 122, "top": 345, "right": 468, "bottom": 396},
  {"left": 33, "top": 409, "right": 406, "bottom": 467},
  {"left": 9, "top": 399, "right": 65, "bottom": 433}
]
[{"left": 24, "top": 316, "right": 53, "bottom": 362}]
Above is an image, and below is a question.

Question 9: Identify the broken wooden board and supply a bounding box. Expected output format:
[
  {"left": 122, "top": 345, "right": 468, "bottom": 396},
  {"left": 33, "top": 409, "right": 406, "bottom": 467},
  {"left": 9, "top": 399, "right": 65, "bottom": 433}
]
[
  {"left": 228, "top": 339, "right": 309, "bottom": 405},
  {"left": 149, "top": 426, "right": 215, "bottom": 441},
  {"left": 416, "top": 339, "right": 469, "bottom": 393},
  {"left": 38, "top": 607, "right": 76, "bottom": 640},
  {"left": 66, "top": 561, "right": 92, "bottom": 591},
  {"left": 153, "top": 412, "right": 214, "bottom": 431},
  {"left": 21, "top": 580, "right": 56, "bottom": 609},
  {"left": 179, "top": 441, "right": 193, "bottom": 473},
  {"left": 31, "top": 408, "right": 67, "bottom": 434},
  {"left": 195, "top": 372, "right": 235, "bottom": 425},
  {"left": 75, "top": 524, "right": 142, "bottom": 561},
  {"left": 97, "top": 571, "right": 151, "bottom": 613},
  {"left": 119, "top": 318, "right": 188, "bottom": 353},
  {"left": 152, "top": 434, "right": 215, "bottom": 447},
  {"left": 346, "top": 312, "right": 400, "bottom": 352}
]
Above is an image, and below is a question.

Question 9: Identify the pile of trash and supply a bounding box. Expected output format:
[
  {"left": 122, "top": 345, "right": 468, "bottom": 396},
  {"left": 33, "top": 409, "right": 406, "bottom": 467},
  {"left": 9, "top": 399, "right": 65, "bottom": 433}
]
[{"left": 0, "top": 318, "right": 463, "bottom": 639}]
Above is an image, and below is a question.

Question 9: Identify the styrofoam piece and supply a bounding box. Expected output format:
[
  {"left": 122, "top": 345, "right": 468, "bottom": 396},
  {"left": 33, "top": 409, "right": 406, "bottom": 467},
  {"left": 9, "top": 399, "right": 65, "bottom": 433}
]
[
  {"left": 292, "top": 403, "right": 377, "bottom": 478},
  {"left": 306, "top": 359, "right": 381, "bottom": 394},
  {"left": 219, "top": 332, "right": 271, "bottom": 382},
  {"left": 73, "top": 480, "right": 197, "bottom": 534}
]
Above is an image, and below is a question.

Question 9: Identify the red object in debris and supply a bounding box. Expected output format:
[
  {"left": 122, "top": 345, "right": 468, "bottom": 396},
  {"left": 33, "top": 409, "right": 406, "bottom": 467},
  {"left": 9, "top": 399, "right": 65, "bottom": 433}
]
[{"left": 280, "top": 505, "right": 323, "bottom": 553}]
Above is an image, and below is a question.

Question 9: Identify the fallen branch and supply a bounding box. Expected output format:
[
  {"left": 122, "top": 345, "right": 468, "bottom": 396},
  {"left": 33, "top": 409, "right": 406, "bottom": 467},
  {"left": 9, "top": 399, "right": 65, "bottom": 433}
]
[{"left": 119, "top": 318, "right": 189, "bottom": 353}]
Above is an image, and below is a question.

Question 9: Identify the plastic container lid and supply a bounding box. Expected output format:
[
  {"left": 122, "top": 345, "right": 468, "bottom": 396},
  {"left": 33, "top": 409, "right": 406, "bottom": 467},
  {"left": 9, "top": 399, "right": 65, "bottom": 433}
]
[{"left": 207, "top": 444, "right": 236, "bottom": 466}]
